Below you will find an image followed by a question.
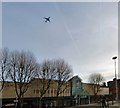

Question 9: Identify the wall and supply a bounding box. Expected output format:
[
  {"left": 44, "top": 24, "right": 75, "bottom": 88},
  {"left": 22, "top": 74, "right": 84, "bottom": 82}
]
[{"left": 1, "top": 78, "right": 71, "bottom": 99}]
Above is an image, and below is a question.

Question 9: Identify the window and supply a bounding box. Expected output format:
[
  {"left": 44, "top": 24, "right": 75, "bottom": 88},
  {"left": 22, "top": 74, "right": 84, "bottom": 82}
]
[
  {"left": 36, "top": 89, "right": 39, "bottom": 94},
  {"left": 51, "top": 89, "right": 53, "bottom": 93},
  {"left": 76, "top": 80, "right": 79, "bottom": 88},
  {"left": 54, "top": 89, "right": 56, "bottom": 94},
  {"left": 34, "top": 89, "right": 36, "bottom": 94}
]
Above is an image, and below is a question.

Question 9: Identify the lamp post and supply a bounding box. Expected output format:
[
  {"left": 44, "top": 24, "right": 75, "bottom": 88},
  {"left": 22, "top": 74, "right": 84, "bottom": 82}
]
[{"left": 112, "top": 56, "right": 118, "bottom": 101}]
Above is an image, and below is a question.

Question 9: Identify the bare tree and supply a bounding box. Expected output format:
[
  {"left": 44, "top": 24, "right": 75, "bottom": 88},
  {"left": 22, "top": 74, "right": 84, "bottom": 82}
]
[
  {"left": 89, "top": 73, "right": 104, "bottom": 96},
  {"left": 36, "top": 58, "right": 72, "bottom": 107},
  {"left": 8, "top": 50, "right": 37, "bottom": 108},
  {"left": 0, "top": 48, "right": 10, "bottom": 91},
  {"left": 37, "top": 59, "right": 56, "bottom": 108},
  {"left": 53, "top": 59, "right": 72, "bottom": 97}
]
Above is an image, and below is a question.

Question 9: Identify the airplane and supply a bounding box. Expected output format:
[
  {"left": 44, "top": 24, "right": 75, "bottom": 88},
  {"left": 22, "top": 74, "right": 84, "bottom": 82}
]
[{"left": 44, "top": 17, "right": 51, "bottom": 22}]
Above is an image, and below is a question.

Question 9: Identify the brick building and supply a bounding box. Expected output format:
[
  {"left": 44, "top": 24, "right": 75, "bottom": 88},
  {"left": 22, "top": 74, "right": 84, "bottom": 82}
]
[{"left": 107, "top": 78, "right": 120, "bottom": 100}]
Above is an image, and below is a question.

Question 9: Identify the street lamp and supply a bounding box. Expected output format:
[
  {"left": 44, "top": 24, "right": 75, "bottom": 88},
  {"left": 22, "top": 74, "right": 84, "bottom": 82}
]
[{"left": 112, "top": 56, "right": 118, "bottom": 101}]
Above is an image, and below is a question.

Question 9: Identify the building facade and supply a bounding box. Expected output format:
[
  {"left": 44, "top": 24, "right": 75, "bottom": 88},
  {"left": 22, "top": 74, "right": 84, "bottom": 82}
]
[
  {"left": 1, "top": 78, "right": 72, "bottom": 107},
  {"left": 0, "top": 75, "right": 112, "bottom": 107},
  {"left": 69, "top": 75, "right": 88, "bottom": 105},
  {"left": 82, "top": 83, "right": 109, "bottom": 96},
  {"left": 69, "top": 75, "right": 87, "bottom": 97},
  {"left": 107, "top": 78, "right": 120, "bottom": 100},
  {"left": 1, "top": 78, "right": 71, "bottom": 99}
]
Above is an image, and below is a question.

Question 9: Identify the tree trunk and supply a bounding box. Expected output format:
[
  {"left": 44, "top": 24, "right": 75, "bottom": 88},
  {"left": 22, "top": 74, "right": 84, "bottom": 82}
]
[
  {"left": 38, "top": 98, "right": 42, "bottom": 108},
  {"left": 17, "top": 97, "right": 23, "bottom": 108}
]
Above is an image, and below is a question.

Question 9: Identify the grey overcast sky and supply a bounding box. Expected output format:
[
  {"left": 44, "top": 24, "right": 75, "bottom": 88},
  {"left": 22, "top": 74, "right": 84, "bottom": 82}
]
[{"left": 2, "top": 2, "right": 118, "bottom": 83}]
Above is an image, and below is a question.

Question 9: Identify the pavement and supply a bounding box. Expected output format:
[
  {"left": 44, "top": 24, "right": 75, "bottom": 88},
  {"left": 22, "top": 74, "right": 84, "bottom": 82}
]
[
  {"left": 67, "top": 101, "right": 120, "bottom": 108},
  {"left": 109, "top": 101, "right": 120, "bottom": 108}
]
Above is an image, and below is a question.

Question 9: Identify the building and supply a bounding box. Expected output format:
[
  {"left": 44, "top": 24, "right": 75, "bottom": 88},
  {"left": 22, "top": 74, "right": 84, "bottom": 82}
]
[
  {"left": 98, "top": 86, "right": 109, "bottom": 96},
  {"left": 69, "top": 76, "right": 109, "bottom": 105},
  {"left": 1, "top": 75, "right": 90, "bottom": 107},
  {"left": 82, "top": 83, "right": 109, "bottom": 96},
  {"left": 1, "top": 78, "right": 71, "bottom": 99},
  {"left": 69, "top": 75, "right": 88, "bottom": 105},
  {"left": 1, "top": 78, "right": 72, "bottom": 107},
  {"left": 107, "top": 78, "right": 120, "bottom": 100},
  {"left": 0, "top": 75, "right": 112, "bottom": 107},
  {"left": 70, "top": 76, "right": 83, "bottom": 96},
  {"left": 82, "top": 83, "right": 109, "bottom": 103}
]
